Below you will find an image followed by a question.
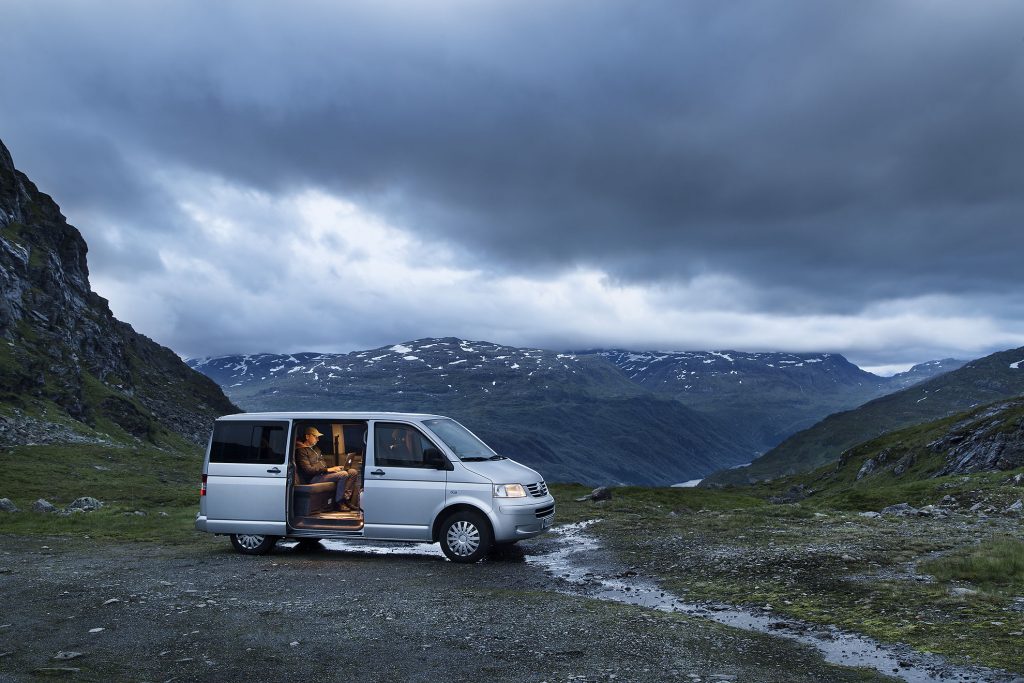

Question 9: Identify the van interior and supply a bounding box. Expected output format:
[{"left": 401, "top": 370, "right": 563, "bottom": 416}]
[{"left": 290, "top": 421, "right": 366, "bottom": 531}]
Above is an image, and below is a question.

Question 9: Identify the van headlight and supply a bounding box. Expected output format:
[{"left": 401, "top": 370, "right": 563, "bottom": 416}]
[{"left": 493, "top": 483, "right": 527, "bottom": 498}]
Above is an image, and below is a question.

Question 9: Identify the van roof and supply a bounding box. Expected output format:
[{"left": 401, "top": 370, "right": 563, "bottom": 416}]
[{"left": 216, "top": 411, "right": 449, "bottom": 421}]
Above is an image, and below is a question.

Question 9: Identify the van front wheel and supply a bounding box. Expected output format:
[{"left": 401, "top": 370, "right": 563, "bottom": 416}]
[
  {"left": 439, "top": 511, "right": 492, "bottom": 563},
  {"left": 229, "top": 534, "right": 278, "bottom": 555}
]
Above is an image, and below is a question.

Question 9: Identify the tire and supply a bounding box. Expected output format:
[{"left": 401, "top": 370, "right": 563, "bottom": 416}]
[
  {"left": 439, "top": 510, "right": 492, "bottom": 563},
  {"left": 229, "top": 533, "right": 278, "bottom": 555}
]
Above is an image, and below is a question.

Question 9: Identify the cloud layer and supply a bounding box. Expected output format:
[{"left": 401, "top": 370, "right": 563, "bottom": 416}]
[{"left": 2, "top": 1, "right": 1022, "bottom": 366}]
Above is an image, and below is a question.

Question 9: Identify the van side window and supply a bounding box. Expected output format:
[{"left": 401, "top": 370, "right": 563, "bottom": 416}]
[
  {"left": 374, "top": 423, "right": 437, "bottom": 468},
  {"left": 210, "top": 422, "right": 288, "bottom": 464}
]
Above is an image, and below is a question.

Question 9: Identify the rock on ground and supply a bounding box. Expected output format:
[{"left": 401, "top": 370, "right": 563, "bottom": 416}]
[
  {"left": 65, "top": 497, "right": 103, "bottom": 512},
  {"left": 880, "top": 503, "right": 919, "bottom": 516},
  {"left": 576, "top": 486, "right": 613, "bottom": 502}
]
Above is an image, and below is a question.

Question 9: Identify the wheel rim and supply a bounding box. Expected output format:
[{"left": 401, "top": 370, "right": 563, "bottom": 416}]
[
  {"left": 446, "top": 520, "right": 481, "bottom": 557},
  {"left": 236, "top": 534, "right": 265, "bottom": 550}
]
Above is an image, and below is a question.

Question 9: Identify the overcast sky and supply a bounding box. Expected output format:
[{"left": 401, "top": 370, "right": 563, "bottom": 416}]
[{"left": 2, "top": 0, "right": 1023, "bottom": 373}]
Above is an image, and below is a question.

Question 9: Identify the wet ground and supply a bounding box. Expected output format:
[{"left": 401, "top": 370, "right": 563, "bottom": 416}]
[
  {"left": 0, "top": 531, "right": 896, "bottom": 683},
  {"left": 527, "top": 521, "right": 1022, "bottom": 683}
]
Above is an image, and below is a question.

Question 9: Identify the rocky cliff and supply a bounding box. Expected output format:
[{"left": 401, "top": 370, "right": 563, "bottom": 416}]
[
  {"left": 802, "top": 396, "right": 1024, "bottom": 498},
  {"left": 0, "top": 139, "right": 236, "bottom": 447}
]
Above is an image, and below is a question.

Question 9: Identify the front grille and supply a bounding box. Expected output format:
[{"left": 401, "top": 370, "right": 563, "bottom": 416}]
[
  {"left": 526, "top": 481, "right": 549, "bottom": 497},
  {"left": 535, "top": 503, "right": 555, "bottom": 518}
]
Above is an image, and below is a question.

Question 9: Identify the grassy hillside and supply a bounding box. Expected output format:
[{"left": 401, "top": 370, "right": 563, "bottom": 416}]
[
  {"left": 767, "top": 396, "right": 1024, "bottom": 511},
  {"left": 705, "top": 346, "right": 1024, "bottom": 486}
]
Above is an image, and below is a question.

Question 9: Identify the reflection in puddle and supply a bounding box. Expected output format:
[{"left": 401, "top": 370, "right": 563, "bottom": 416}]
[
  {"left": 291, "top": 539, "right": 444, "bottom": 558},
  {"left": 527, "top": 521, "right": 1014, "bottom": 683}
]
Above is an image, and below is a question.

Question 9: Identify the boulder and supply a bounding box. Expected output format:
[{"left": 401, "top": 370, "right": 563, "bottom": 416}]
[
  {"left": 892, "top": 454, "right": 916, "bottom": 476},
  {"left": 1004, "top": 499, "right": 1023, "bottom": 515},
  {"left": 856, "top": 458, "right": 878, "bottom": 480},
  {"left": 769, "top": 484, "right": 808, "bottom": 504},
  {"left": 880, "top": 502, "right": 919, "bottom": 516},
  {"left": 65, "top": 497, "right": 103, "bottom": 512},
  {"left": 0, "top": 498, "right": 19, "bottom": 513},
  {"left": 856, "top": 449, "right": 894, "bottom": 480},
  {"left": 575, "top": 486, "right": 612, "bottom": 502},
  {"left": 32, "top": 499, "right": 56, "bottom": 513},
  {"left": 919, "top": 505, "right": 949, "bottom": 518}
]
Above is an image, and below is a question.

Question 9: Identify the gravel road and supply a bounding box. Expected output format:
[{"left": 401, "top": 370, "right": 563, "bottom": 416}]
[{"left": 0, "top": 533, "right": 891, "bottom": 682}]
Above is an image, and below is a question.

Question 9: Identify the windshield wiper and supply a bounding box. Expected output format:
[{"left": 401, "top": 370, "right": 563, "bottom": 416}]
[
  {"left": 460, "top": 456, "right": 490, "bottom": 462},
  {"left": 488, "top": 455, "right": 507, "bottom": 460}
]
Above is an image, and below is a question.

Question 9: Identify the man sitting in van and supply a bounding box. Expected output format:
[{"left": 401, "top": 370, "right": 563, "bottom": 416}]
[{"left": 295, "top": 427, "right": 360, "bottom": 512}]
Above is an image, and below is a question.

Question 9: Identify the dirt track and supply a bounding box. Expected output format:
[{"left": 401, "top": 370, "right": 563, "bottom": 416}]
[{"left": 0, "top": 534, "right": 891, "bottom": 682}]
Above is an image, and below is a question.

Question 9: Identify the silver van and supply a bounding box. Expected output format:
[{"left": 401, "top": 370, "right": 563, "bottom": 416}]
[{"left": 195, "top": 412, "right": 555, "bottom": 563}]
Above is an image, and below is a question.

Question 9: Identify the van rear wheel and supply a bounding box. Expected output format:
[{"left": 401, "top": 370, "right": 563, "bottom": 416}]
[
  {"left": 439, "top": 511, "right": 492, "bottom": 563},
  {"left": 229, "top": 534, "right": 278, "bottom": 555}
]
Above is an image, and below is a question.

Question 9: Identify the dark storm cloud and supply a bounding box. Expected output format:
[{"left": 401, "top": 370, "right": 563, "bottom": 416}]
[{"left": 1, "top": 0, "right": 1022, "bottom": 360}]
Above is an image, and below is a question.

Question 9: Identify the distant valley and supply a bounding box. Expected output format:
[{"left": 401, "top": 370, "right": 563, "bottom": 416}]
[{"left": 592, "top": 349, "right": 962, "bottom": 455}]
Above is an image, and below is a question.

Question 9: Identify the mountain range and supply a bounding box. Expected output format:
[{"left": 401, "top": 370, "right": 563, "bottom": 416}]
[
  {"left": 590, "top": 349, "right": 962, "bottom": 455},
  {"left": 188, "top": 339, "right": 753, "bottom": 485},
  {"left": 187, "top": 341, "right": 961, "bottom": 485}
]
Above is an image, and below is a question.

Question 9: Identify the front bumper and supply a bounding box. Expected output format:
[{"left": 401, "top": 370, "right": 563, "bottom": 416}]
[{"left": 491, "top": 496, "right": 556, "bottom": 542}]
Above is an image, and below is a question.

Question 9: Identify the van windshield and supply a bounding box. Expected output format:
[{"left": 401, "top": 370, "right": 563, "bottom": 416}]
[{"left": 422, "top": 418, "right": 497, "bottom": 461}]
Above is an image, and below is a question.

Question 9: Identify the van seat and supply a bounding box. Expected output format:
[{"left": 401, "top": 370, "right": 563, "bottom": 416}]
[{"left": 293, "top": 468, "right": 336, "bottom": 516}]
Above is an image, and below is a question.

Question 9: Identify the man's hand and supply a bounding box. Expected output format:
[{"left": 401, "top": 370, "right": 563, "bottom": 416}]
[{"left": 327, "top": 466, "right": 341, "bottom": 473}]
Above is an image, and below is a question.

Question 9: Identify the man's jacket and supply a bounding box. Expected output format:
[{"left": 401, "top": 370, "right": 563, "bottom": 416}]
[{"left": 295, "top": 445, "right": 327, "bottom": 483}]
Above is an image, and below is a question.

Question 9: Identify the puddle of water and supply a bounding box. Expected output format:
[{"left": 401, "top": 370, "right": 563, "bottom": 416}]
[{"left": 527, "top": 521, "right": 1018, "bottom": 683}]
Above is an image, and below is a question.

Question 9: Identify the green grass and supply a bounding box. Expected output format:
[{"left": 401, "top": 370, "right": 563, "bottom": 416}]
[
  {"left": 922, "top": 537, "right": 1024, "bottom": 594},
  {"left": 795, "top": 468, "right": 1024, "bottom": 513},
  {"left": 550, "top": 482, "right": 766, "bottom": 516},
  {"left": 0, "top": 442, "right": 206, "bottom": 543}
]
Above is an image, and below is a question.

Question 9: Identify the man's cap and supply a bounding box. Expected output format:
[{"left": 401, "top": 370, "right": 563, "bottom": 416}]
[{"left": 305, "top": 427, "right": 324, "bottom": 438}]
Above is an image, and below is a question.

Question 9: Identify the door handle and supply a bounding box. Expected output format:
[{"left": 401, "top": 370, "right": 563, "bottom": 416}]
[
  {"left": 370, "top": 469, "right": 385, "bottom": 476},
  {"left": 267, "top": 467, "right": 281, "bottom": 474}
]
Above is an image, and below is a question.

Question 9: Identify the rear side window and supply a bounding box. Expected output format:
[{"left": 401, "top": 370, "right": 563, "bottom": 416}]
[{"left": 210, "top": 421, "right": 288, "bottom": 464}]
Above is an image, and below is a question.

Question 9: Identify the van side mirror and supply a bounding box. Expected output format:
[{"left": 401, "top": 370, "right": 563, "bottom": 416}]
[{"left": 423, "top": 447, "right": 450, "bottom": 470}]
